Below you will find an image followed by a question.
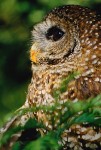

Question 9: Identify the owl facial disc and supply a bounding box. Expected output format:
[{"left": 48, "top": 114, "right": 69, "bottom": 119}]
[{"left": 31, "top": 14, "right": 80, "bottom": 65}]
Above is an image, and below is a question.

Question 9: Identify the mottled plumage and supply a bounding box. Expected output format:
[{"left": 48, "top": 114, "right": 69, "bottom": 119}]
[
  {"left": 1, "top": 5, "right": 101, "bottom": 150},
  {"left": 28, "top": 5, "right": 101, "bottom": 102}
]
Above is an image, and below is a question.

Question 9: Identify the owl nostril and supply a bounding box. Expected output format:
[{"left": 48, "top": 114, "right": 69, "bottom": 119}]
[{"left": 46, "top": 26, "right": 65, "bottom": 41}]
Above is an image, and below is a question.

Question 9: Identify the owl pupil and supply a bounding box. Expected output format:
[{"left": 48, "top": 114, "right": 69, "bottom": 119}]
[{"left": 46, "top": 26, "right": 65, "bottom": 41}]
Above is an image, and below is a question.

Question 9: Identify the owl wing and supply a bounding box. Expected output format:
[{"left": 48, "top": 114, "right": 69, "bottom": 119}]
[{"left": 67, "top": 74, "right": 101, "bottom": 100}]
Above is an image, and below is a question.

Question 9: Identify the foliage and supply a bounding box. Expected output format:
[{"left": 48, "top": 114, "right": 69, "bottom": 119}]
[{"left": 0, "top": 94, "right": 101, "bottom": 149}]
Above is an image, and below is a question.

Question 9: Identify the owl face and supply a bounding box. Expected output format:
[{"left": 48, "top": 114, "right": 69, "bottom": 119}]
[{"left": 31, "top": 14, "right": 80, "bottom": 65}]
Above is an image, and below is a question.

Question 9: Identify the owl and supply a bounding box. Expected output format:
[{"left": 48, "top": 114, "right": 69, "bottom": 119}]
[{"left": 1, "top": 5, "right": 101, "bottom": 150}]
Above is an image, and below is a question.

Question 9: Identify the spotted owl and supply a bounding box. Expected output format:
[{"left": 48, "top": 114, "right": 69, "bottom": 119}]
[{"left": 1, "top": 5, "right": 101, "bottom": 150}]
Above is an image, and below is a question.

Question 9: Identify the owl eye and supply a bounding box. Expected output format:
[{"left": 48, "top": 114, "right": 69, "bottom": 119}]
[{"left": 46, "top": 26, "right": 65, "bottom": 41}]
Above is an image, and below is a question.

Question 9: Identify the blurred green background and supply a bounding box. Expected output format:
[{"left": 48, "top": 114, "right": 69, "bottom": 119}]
[{"left": 0, "top": 0, "right": 101, "bottom": 126}]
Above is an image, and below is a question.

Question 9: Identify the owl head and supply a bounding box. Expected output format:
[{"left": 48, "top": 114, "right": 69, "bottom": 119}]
[
  {"left": 30, "top": 6, "right": 81, "bottom": 65},
  {"left": 30, "top": 5, "right": 100, "bottom": 69}
]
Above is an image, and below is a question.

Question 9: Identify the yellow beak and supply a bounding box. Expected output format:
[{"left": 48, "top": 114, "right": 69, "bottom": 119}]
[{"left": 30, "top": 43, "right": 40, "bottom": 63}]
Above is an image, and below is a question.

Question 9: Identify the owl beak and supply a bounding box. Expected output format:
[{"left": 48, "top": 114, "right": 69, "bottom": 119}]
[{"left": 30, "top": 43, "right": 40, "bottom": 63}]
